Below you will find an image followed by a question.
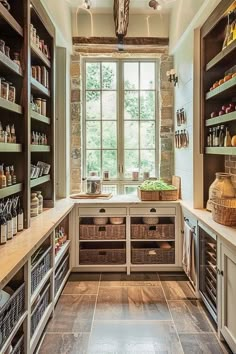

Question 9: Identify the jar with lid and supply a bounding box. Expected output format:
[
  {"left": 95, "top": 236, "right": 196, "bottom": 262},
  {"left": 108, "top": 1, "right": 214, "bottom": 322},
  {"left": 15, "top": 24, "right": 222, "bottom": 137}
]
[
  {"left": 41, "top": 99, "right": 46, "bottom": 116},
  {"left": 4, "top": 46, "right": 10, "bottom": 58},
  {"left": 0, "top": 39, "right": 5, "bottom": 54},
  {"left": 13, "top": 52, "right": 21, "bottom": 68},
  {"left": 35, "top": 98, "right": 42, "bottom": 114},
  {"left": 36, "top": 191, "right": 43, "bottom": 214},
  {"left": 8, "top": 83, "right": 16, "bottom": 103},
  {"left": 86, "top": 173, "right": 102, "bottom": 195},
  {"left": 1, "top": 79, "right": 9, "bottom": 100},
  {"left": 30, "top": 193, "right": 39, "bottom": 217},
  {"left": 206, "top": 172, "right": 235, "bottom": 211}
]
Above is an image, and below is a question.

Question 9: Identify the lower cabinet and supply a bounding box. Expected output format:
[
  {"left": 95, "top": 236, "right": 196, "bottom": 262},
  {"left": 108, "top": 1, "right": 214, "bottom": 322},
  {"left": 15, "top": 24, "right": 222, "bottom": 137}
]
[{"left": 218, "top": 241, "right": 236, "bottom": 353}]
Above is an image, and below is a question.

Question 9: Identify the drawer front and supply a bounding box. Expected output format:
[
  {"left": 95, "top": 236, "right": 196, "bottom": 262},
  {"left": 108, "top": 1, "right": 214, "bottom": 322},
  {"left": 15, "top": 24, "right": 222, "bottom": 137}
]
[
  {"left": 129, "top": 207, "right": 176, "bottom": 216},
  {"left": 79, "top": 207, "right": 127, "bottom": 216}
]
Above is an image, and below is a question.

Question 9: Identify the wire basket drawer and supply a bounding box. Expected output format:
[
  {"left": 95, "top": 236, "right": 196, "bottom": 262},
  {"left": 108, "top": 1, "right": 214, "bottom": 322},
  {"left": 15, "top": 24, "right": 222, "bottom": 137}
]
[
  {"left": 31, "top": 283, "right": 50, "bottom": 338},
  {"left": 55, "top": 254, "right": 70, "bottom": 295},
  {"left": 31, "top": 246, "right": 51, "bottom": 294}
]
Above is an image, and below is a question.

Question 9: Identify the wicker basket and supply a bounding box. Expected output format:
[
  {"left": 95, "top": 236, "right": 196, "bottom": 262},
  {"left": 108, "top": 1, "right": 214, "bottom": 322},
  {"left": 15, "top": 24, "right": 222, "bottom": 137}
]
[
  {"left": 31, "top": 246, "right": 51, "bottom": 294},
  {"left": 131, "top": 224, "right": 175, "bottom": 240},
  {"left": 0, "top": 283, "right": 25, "bottom": 351},
  {"left": 55, "top": 254, "right": 70, "bottom": 295},
  {"left": 80, "top": 224, "right": 126, "bottom": 240},
  {"left": 131, "top": 242, "right": 175, "bottom": 264},
  {"left": 31, "top": 283, "right": 50, "bottom": 337},
  {"left": 212, "top": 198, "right": 236, "bottom": 226},
  {"left": 138, "top": 187, "right": 178, "bottom": 201},
  {"left": 80, "top": 242, "right": 126, "bottom": 265},
  {"left": 12, "top": 334, "right": 24, "bottom": 354}
]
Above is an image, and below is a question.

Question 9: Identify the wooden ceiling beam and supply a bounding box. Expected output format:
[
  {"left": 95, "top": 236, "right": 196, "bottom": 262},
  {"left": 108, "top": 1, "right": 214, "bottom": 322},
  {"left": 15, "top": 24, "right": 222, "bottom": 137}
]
[{"left": 73, "top": 36, "right": 169, "bottom": 46}]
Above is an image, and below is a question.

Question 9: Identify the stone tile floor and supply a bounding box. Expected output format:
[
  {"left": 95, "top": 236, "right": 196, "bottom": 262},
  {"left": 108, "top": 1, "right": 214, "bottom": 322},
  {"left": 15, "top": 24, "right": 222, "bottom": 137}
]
[{"left": 38, "top": 273, "right": 232, "bottom": 354}]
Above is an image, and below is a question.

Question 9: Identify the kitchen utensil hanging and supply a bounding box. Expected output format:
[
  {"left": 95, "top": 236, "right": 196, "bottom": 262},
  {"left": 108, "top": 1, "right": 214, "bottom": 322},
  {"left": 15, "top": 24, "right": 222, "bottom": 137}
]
[
  {"left": 175, "top": 129, "right": 189, "bottom": 148},
  {"left": 176, "top": 108, "right": 186, "bottom": 126}
]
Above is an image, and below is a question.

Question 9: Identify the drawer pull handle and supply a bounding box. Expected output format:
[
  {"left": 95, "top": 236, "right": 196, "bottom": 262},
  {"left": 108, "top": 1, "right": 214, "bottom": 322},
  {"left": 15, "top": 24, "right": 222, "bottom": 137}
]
[
  {"left": 99, "top": 208, "right": 106, "bottom": 213},
  {"left": 150, "top": 208, "right": 156, "bottom": 213},
  {"left": 149, "top": 250, "right": 156, "bottom": 255},
  {"left": 98, "top": 226, "right": 106, "bottom": 232},
  {"left": 149, "top": 226, "right": 157, "bottom": 231},
  {"left": 99, "top": 251, "right": 107, "bottom": 256}
]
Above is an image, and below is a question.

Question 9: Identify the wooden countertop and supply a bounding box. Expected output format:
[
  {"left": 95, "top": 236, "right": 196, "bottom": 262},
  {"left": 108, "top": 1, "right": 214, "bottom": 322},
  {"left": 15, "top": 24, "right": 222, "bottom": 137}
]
[
  {"left": 181, "top": 200, "right": 236, "bottom": 249},
  {"left": 0, "top": 198, "right": 74, "bottom": 287}
]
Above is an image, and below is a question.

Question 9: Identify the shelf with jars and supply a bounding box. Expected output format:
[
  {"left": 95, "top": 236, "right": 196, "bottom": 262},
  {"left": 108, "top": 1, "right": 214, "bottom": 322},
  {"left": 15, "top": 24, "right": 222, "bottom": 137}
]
[
  {"left": 31, "top": 77, "right": 50, "bottom": 97},
  {"left": 0, "top": 2, "right": 23, "bottom": 36}
]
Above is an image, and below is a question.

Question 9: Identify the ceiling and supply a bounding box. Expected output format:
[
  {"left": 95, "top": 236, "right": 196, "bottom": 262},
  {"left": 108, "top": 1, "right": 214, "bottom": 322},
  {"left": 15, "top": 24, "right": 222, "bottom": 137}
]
[{"left": 66, "top": 0, "right": 176, "bottom": 14}]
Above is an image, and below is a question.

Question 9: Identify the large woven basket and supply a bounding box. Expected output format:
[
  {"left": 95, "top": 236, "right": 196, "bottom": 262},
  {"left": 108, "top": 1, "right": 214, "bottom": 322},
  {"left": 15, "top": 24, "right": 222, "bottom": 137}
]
[
  {"left": 211, "top": 198, "right": 236, "bottom": 226},
  {"left": 131, "top": 224, "right": 175, "bottom": 240},
  {"left": 131, "top": 243, "right": 175, "bottom": 264},
  {"left": 138, "top": 187, "right": 178, "bottom": 201},
  {"left": 80, "top": 224, "right": 126, "bottom": 240},
  {"left": 80, "top": 242, "right": 126, "bottom": 265}
]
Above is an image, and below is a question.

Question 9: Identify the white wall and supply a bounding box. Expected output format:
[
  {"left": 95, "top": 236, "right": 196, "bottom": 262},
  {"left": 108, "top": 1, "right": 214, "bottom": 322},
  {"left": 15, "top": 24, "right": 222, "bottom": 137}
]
[{"left": 72, "top": 13, "right": 169, "bottom": 37}]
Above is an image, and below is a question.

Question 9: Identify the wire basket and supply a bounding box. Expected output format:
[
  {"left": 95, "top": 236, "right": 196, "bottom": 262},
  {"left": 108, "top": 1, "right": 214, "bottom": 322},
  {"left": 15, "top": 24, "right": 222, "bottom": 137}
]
[
  {"left": 55, "top": 254, "right": 69, "bottom": 295},
  {"left": 211, "top": 198, "right": 236, "bottom": 226},
  {"left": 31, "top": 283, "right": 50, "bottom": 338},
  {"left": 31, "top": 246, "right": 51, "bottom": 294}
]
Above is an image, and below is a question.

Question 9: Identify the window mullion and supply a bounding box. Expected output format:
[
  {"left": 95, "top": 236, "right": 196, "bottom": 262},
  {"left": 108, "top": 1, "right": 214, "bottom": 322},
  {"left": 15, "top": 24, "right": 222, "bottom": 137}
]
[{"left": 118, "top": 60, "right": 124, "bottom": 189}]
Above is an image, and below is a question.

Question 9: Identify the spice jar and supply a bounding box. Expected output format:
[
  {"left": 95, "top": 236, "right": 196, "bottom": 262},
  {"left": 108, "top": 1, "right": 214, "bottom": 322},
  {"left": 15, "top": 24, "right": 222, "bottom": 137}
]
[
  {"left": 36, "top": 35, "right": 40, "bottom": 48},
  {"left": 30, "top": 193, "right": 39, "bottom": 217},
  {"left": 31, "top": 66, "right": 37, "bottom": 79},
  {"left": 32, "top": 28, "right": 37, "bottom": 44},
  {"left": 4, "top": 46, "right": 10, "bottom": 58},
  {"left": 206, "top": 172, "right": 235, "bottom": 211},
  {"left": 36, "top": 191, "right": 43, "bottom": 214},
  {"left": 41, "top": 99, "right": 46, "bottom": 116},
  {"left": 35, "top": 98, "right": 42, "bottom": 114},
  {"left": 8, "top": 83, "right": 16, "bottom": 103},
  {"left": 1, "top": 79, "right": 9, "bottom": 100},
  {"left": 0, "top": 39, "right": 5, "bottom": 54}
]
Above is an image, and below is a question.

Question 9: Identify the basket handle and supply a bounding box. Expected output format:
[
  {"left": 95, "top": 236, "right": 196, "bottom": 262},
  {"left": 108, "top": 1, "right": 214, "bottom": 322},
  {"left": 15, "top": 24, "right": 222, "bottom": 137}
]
[
  {"left": 149, "top": 225, "right": 157, "bottom": 231},
  {"left": 148, "top": 250, "right": 156, "bottom": 255},
  {"left": 99, "top": 208, "right": 106, "bottom": 213},
  {"left": 150, "top": 208, "right": 156, "bottom": 213},
  {"left": 99, "top": 251, "right": 107, "bottom": 255},
  {"left": 98, "top": 226, "right": 106, "bottom": 232}
]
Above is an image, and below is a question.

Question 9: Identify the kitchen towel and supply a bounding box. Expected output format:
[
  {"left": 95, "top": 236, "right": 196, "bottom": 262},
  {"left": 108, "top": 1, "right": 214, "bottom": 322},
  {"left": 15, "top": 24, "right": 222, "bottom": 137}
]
[{"left": 182, "top": 221, "right": 195, "bottom": 284}]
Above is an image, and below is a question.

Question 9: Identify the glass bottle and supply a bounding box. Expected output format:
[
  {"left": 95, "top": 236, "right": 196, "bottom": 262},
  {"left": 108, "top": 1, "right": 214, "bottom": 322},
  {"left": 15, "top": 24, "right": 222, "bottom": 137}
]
[
  {"left": 5, "top": 166, "right": 12, "bottom": 186},
  {"left": 30, "top": 192, "right": 39, "bottom": 217},
  {"left": 6, "top": 124, "right": 11, "bottom": 143},
  {"left": 0, "top": 164, "right": 6, "bottom": 189},
  {"left": 10, "top": 124, "right": 16, "bottom": 143},
  {"left": 13, "top": 52, "right": 21, "bottom": 67},
  {"left": 224, "top": 127, "right": 232, "bottom": 147},
  {"left": 0, "top": 209, "right": 7, "bottom": 245},
  {"left": 0, "top": 39, "right": 5, "bottom": 54},
  {"left": 12, "top": 201, "right": 17, "bottom": 236},
  {"left": 6, "top": 201, "right": 13, "bottom": 240},
  {"left": 212, "top": 127, "right": 216, "bottom": 146},
  {"left": 36, "top": 191, "right": 43, "bottom": 214},
  {"left": 219, "top": 125, "right": 225, "bottom": 147},
  {"left": 10, "top": 165, "right": 16, "bottom": 184},
  {"left": 207, "top": 173, "right": 235, "bottom": 211},
  {"left": 4, "top": 46, "right": 10, "bottom": 58},
  {"left": 17, "top": 199, "right": 24, "bottom": 231}
]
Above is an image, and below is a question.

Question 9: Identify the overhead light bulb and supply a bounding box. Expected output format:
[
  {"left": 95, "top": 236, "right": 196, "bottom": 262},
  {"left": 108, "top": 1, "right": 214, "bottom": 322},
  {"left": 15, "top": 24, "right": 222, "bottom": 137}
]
[{"left": 156, "top": 4, "right": 162, "bottom": 10}]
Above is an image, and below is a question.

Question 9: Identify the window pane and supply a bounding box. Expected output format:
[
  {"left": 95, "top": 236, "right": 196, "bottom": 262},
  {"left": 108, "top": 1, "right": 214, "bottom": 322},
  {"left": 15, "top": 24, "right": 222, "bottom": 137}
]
[
  {"left": 86, "top": 121, "right": 101, "bottom": 148},
  {"left": 140, "top": 62, "right": 155, "bottom": 89},
  {"left": 102, "top": 121, "right": 117, "bottom": 149},
  {"left": 124, "top": 185, "right": 138, "bottom": 195},
  {"left": 86, "top": 91, "right": 101, "bottom": 120},
  {"left": 102, "top": 91, "right": 117, "bottom": 120},
  {"left": 124, "top": 62, "right": 138, "bottom": 89},
  {"left": 102, "top": 185, "right": 117, "bottom": 195},
  {"left": 124, "top": 150, "right": 139, "bottom": 178},
  {"left": 140, "top": 150, "right": 155, "bottom": 176},
  {"left": 140, "top": 91, "right": 155, "bottom": 120},
  {"left": 102, "top": 62, "right": 116, "bottom": 90},
  {"left": 86, "top": 150, "right": 101, "bottom": 176},
  {"left": 124, "top": 121, "right": 139, "bottom": 149},
  {"left": 86, "top": 62, "right": 100, "bottom": 89},
  {"left": 102, "top": 150, "right": 117, "bottom": 178},
  {"left": 140, "top": 122, "right": 155, "bottom": 149},
  {"left": 124, "top": 91, "right": 139, "bottom": 120}
]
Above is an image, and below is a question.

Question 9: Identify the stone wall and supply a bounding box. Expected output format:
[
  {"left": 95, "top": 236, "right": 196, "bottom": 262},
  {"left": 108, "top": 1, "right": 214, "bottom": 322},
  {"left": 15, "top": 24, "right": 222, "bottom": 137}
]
[{"left": 70, "top": 51, "right": 174, "bottom": 193}]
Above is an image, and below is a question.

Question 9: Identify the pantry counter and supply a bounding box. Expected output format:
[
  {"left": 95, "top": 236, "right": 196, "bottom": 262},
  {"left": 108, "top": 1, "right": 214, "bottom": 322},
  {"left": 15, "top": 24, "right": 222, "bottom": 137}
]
[
  {"left": 181, "top": 200, "right": 236, "bottom": 249},
  {"left": 0, "top": 198, "right": 74, "bottom": 287}
]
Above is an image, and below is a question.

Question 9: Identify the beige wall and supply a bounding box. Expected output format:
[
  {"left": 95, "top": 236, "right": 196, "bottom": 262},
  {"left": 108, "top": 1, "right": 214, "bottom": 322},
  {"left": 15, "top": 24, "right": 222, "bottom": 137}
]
[{"left": 72, "top": 13, "right": 169, "bottom": 37}]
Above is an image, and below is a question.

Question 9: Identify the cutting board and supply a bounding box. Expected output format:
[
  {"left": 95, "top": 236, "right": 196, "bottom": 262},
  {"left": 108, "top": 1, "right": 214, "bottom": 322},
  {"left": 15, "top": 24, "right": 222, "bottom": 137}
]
[
  {"left": 70, "top": 193, "right": 112, "bottom": 200},
  {"left": 172, "top": 176, "right": 181, "bottom": 199}
]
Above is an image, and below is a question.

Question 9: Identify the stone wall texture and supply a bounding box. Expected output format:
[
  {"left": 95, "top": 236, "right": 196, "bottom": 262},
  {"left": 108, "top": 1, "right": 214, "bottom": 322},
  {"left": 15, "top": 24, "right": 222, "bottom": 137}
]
[{"left": 70, "top": 50, "right": 174, "bottom": 193}]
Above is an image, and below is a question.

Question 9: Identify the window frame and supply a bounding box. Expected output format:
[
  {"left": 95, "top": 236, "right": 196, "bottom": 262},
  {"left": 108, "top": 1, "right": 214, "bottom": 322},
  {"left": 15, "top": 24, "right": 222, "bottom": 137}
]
[{"left": 81, "top": 57, "right": 160, "bottom": 194}]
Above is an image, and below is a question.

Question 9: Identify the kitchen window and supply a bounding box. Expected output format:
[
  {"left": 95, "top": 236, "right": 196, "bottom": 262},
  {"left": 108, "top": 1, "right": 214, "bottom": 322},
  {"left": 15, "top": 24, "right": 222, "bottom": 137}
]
[{"left": 82, "top": 58, "right": 159, "bottom": 194}]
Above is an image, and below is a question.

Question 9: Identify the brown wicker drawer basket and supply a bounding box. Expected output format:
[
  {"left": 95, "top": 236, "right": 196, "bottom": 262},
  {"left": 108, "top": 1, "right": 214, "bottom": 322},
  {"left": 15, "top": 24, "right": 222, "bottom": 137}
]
[
  {"left": 131, "top": 242, "right": 175, "bottom": 264},
  {"left": 80, "top": 224, "right": 126, "bottom": 240},
  {"left": 138, "top": 187, "right": 178, "bottom": 201},
  {"left": 80, "top": 242, "right": 126, "bottom": 265},
  {"left": 212, "top": 198, "right": 236, "bottom": 226},
  {"left": 131, "top": 224, "right": 175, "bottom": 240}
]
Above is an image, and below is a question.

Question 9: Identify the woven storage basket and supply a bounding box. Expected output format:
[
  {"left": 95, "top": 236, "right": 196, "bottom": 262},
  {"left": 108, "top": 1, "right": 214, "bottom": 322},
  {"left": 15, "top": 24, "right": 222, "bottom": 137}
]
[
  {"left": 0, "top": 283, "right": 25, "bottom": 351},
  {"left": 80, "top": 242, "right": 126, "bottom": 265},
  {"left": 211, "top": 198, "right": 236, "bottom": 226},
  {"left": 80, "top": 224, "right": 126, "bottom": 240},
  {"left": 131, "top": 243, "right": 175, "bottom": 264},
  {"left": 138, "top": 187, "right": 178, "bottom": 201},
  {"left": 55, "top": 254, "right": 69, "bottom": 295},
  {"left": 31, "top": 283, "right": 50, "bottom": 337},
  {"left": 31, "top": 246, "right": 51, "bottom": 294},
  {"left": 131, "top": 224, "right": 175, "bottom": 240}
]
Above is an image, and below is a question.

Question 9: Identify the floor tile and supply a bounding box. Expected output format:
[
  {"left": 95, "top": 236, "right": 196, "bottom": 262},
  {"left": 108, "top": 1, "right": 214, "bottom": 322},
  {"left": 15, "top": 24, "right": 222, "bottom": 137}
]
[
  {"left": 168, "top": 300, "right": 213, "bottom": 334},
  {"left": 179, "top": 333, "right": 228, "bottom": 354},
  {"left": 160, "top": 274, "right": 197, "bottom": 300},
  {"left": 63, "top": 273, "right": 100, "bottom": 295},
  {"left": 38, "top": 333, "right": 89, "bottom": 354},
  {"left": 47, "top": 294, "right": 96, "bottom": 333},
  {"left": 95, "top": 286, "right": 171, "bottom": 321},
  {"left": 88, "top": 320, "right": 183, "bottom": 354},
  {"left": 100, "top": 272, "right": 160, "bottom": 287}
]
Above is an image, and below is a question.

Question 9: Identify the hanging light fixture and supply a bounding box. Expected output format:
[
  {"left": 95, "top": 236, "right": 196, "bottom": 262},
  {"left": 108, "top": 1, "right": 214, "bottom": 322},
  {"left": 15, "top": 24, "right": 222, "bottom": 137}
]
[
  {"left": 149, "top": 0, "right": 162, "bottom": 11},
  {"left": 83, "top": 0, "right": 91, "bottom": 10}
]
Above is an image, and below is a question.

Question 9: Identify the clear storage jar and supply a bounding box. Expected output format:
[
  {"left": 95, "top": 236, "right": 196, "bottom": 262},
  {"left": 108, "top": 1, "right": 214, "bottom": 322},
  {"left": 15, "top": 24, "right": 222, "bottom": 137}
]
[
  {"left": 207, "top": 172, "right": 235, "bottom": 211},
  {"left": 1, "top": 79, "right": 9, "bottom": 100}
]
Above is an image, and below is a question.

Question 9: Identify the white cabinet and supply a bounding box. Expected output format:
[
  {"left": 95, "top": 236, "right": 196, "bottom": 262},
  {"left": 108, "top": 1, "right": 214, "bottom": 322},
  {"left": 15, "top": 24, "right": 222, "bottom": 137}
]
[{"left": 218, "top": 241, "right": 236, "bottom": 353}]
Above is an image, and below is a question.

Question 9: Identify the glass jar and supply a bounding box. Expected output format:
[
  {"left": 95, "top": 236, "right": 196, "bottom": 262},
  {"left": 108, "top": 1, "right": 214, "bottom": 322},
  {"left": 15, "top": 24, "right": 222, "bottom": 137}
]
[
  {"left": 1, "top": 79, "right": 9, "bottom": 100},
  {"left": 4, "top": 46, "right": 10, "bottom": 58},
  {"left": 206, "top": 172, "right": 235, "bottom": 211},
  {"left": 36, "top": 35, "right": 40, "bottom": 48},
  {"left": 8, "top": 83, "right": 16, "bottom": 103},
  {"left": 13, "top": 52, "right": 21, "bottom": 67},
  {"left": 36, "top": 191, "right": 43, "bottom": 214},
  {"left": 87, "top": 175, "right": 102, "bottom": 195},
  {"left": 0, "top": 39, "right": 5, "bottom": 54},
  {"left": 34, "top": 98, "right": 42, "bottom": 114},
  {"left": 30, "top": 193, "right": 39, "bottom": 217},
  {"left": 41, "top": 99, "right": 46, "bottom": 116}
]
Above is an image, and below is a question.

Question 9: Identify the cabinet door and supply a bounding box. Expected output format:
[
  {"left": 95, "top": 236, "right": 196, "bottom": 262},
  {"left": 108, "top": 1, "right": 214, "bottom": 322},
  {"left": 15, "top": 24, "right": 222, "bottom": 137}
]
[{"left": 220, "top": 244, "right": 236, "bottom": 353}]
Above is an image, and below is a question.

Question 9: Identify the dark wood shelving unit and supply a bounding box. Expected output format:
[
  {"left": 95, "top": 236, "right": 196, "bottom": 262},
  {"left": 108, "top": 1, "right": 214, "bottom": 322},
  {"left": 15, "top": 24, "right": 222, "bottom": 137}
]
[
  {"left": 205, "top": 147, "right": 236, "bottom": 155},
  {"left": 0, "top": 143, "right": 22, "bottom": 152},
  {"left": 31, "top": 145, "right": 51, "bottom": 152},
  {"left": 31, "top": 43, "right": 51, "bottom": 68},
  {"left": 0, "top": 97, "right": 22, "bottom": 114},
  {"left": 206, "top": 77, "right": 236, "bottom": 100},
  {"left": 31, "top": 110, "right": 50, "bottom": 124},
  {"left": 0, "top": 3, "right": 23, "bottom": 36},
  {"left": 0, "top": 183, "right": 23, "bottom": 199},
  {"left": 205, "top": 111, "right": 236, "bottom": 127},
  {"left": 206, "top": 40, "right": 236, "bottom": 72},
  {"left": 0, "top": 51, "right": 23, "bottom": 76},
  {"left": 31, "top": 77, "right": 50, "bottom": 97},
  {"left": 30, "top": 175, "right": 50, "bottom": 188}
]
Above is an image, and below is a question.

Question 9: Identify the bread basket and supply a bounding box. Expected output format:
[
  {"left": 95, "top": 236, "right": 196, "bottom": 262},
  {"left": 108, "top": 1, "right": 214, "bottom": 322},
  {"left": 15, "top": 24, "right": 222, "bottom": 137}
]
[
  {"left": 93, "top": 217, "right": 108, "bottom": 225},
  {"left": 211, "top": 198, "right": 236, "bottom": 226},
  {"left": 142, "top": 217, "right": 159, "bottom": 225},
  {"left": 109, "top": 217, "right": 124, "bottom": 225}
]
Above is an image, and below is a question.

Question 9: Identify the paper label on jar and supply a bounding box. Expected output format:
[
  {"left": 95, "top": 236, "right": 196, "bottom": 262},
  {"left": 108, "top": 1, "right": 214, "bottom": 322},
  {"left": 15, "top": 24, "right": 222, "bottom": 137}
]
[
  {"left": 18, "top": 213, "right": 23, "bottom": 231},
  {"left": 7, "top": 220, "right": 13, "bottom": 239},
  {"left": 12, "top": 216, "right": 17, "bottom": 235},
  {"left": 1, "top": 224, "right": 7, "bottom": 243}
]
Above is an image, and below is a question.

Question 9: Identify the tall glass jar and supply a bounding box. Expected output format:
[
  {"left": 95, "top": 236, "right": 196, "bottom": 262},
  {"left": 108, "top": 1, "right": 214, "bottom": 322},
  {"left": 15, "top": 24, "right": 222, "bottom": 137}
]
[
  {"left": 207, "top": 172, "right": 235, "bottom": 211},
  {"left": 36, "top": 191, "right": 43, "bottom": 214},
  {"left": 30, "top": 192, "right": 39, "bottom": 217}
]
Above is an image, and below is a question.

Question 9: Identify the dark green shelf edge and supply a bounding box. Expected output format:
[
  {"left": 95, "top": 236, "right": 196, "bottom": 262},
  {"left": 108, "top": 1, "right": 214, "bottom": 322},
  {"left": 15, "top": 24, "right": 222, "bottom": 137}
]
[
  {"left": 0, "top": 97, "right": 22, "bottom": 114},
  {"left": 205, "top": 112, "right": 236, "bottom": 127},
  {"left": 205, "top": 76, "right": 236, "bottom": 100},
  {"left": 31, "top": 43, "right": 51, "bottom": 69},
  {"left": 30, "top": 175, "right": 50, "bottom": 188},
  {"left": 0, "top": 3, "right": 23, "bottom": 36},
  {"left": 31, "top": 78, "right": 50, "bottom": 97},
  {"left": 0, "top": 183, "right": 23, "bottom": 199},
  {"left": 0, "top": 51, "right": 23, "bottom": 76},
  {"left": 206, "top": 40, "right": 236, "bottom": 71},
  {"left": 0, "top": 143, "right": 22, "bottom": 152},
  {"left": 205, "top": 147, "right": 236, "bottom": 155},
  {"left": 31, "top": 110, "right": 50, "bottom": 125},
  {"left": 31, "top": 145, "right": 51, "bottom": 152}
]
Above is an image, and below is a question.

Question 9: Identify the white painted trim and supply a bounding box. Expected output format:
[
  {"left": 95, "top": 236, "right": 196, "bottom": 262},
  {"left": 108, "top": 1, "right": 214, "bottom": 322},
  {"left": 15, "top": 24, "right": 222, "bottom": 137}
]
[{"left": 170, "top": 0, "right": 222, "bottom": 55}]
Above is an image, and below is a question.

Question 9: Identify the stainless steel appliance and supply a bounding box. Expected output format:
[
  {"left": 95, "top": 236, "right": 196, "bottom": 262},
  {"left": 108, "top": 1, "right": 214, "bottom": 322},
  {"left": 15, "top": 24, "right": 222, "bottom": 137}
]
[{"left": 198, "top": 221, "right": 217, "bottom": 323}]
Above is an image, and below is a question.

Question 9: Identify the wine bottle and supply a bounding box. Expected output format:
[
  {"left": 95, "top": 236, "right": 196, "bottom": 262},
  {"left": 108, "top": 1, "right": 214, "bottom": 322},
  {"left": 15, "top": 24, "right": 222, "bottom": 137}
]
[
  {"left": 12, "top": 197, "right": 18, "bottom": 236},
  {"left": 17, "top": 199, "right": 24, "bottom": 231},
  {"left": 6, "top": 200, "right": 13, "bottom": 240},
  {"left": 0, "top": 204, "right": 7, "bottom": 245}
]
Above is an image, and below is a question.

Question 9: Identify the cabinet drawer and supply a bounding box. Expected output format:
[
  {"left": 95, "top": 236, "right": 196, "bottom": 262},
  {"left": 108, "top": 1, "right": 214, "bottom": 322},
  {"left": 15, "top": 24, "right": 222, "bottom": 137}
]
[
  {"left": 129, "top": 207, "right": 176, "bottom": 216},
  {"left": 79, "top": 207, "right": 127, "bottom": 216}
]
